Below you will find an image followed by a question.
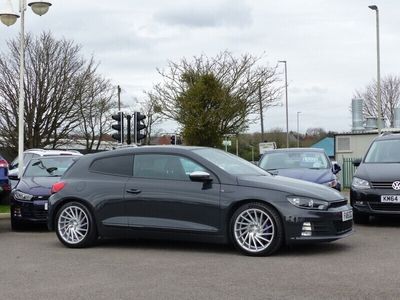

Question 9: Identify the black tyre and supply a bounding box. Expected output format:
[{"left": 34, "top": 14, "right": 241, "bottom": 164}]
[
  {"left": 55, "top": 202, "right": 97, "bottom": 248},
  {"left": 353, "top": 211, "right": 369, "bottom": 224},
  {"left": 10, "top": 215, "right": 24, "bottom": 231},
  {"left": 230, "top": 202, "right": 284, "bottom": 256}
]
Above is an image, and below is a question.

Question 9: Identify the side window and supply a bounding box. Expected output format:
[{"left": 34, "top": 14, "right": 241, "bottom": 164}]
[
  {"left": 179, "top": 157, "right": 206, "bottom": 174},
  {"left": 134, "top": 154, "right": 205, "bottom": 181},
  {"left": 90, "top": 155, "right": 133, "bottom": 176}
]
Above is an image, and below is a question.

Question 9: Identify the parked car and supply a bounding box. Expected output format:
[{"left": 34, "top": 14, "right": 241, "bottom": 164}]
[
  {"left": 10, "top": 155, "right": 81, "bottom": 230},
  {"left": 47, "top": 146, "right": 352, "bottom": 256},
  {"left": 8, "top": 149, "right": 82, "bottom": 187},
  {"left": 351, "top": 133, "right": 400, "bottom": 224},
  {"left": 0, "top": 155, "right": 11, "bottom": 201},
  {"left": 258, "top": 148, "right": 342, "bottom": 191}
]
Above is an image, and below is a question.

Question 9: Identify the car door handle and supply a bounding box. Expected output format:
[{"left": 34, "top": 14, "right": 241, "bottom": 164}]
[{"left": 126, "top": 189, "right": 141, "bottom": 194}]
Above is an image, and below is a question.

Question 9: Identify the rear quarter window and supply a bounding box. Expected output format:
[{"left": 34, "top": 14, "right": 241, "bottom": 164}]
[{"left": 90, "top": 155, "right": 133, "bottom": 176}]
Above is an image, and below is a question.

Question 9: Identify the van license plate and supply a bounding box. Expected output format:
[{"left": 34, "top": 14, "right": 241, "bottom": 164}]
[{"left": 381, "top": 195, "right": 400, "bottom": 203}]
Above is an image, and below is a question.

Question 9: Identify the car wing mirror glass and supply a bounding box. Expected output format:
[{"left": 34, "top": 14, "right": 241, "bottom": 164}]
[
  {"left": 189, "top": 171, "right": 212, "bottom": 182},
  {"left": 8, "top": 173, "right": 19, "bottom": 180},
  {"left": 352, "top": 159, "right": 362, "bottom": 167}
]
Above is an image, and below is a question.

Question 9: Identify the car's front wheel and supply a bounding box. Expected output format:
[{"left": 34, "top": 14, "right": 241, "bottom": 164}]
[
  {"left": 10, "top": 215, "right": 24, "bottom": 231},
  {"left": 353, "top": 211, "right": 369, "bottom": 224},
  {"left": 55, "top": 202, "right": 97, "bottom": 248},
  {"left": 230, "top": 202, "right": 283, "bottom": 256}
]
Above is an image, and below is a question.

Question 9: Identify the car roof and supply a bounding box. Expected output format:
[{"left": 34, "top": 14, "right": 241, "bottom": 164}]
[
  {"left": 375, "top": 133, "right": 400, "bottom": 141},
  {"left": 83, "top": 145, "right": 205, "bottom": 159},
  {"left": 25, "top": 149, "right": 83, "bottom": 156},
  {"left": 29, "top": 155, "right": 80, "bottom": 160},
  {"left": 263, "top": 148, "right": 325, "bottom": 154}
]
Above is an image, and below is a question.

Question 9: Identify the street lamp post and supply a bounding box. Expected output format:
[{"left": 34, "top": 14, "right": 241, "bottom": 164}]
[
  {"left": 297, "top": 111, "right": 301, "bottom": 148},
  {"left": 0, "top": 0, "right": 52, "bottom": 178},
  {"left": 368, "top": 4, "right": 382, "bottom": 134},
  {"left": 278, "top": 60, "right": 289, "bottom": 148}
]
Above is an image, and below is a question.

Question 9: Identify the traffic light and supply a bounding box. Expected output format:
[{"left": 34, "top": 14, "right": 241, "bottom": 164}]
[
  {"left": 111, "top": 112, "right": 124, "bottom": 143},
  {"left": 170, "top": 135, "right": 176, "bottom": 145},
  {"left": 134, "top": 112, "right": 147, "bottom": 144},
  {"left": 126, "top": 114, "right": 132, "bottom": 145}
]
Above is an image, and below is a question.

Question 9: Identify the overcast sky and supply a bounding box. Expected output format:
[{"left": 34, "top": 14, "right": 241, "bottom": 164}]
[{"left": 1, "top": 0, "right": 398, "bottom": 134}]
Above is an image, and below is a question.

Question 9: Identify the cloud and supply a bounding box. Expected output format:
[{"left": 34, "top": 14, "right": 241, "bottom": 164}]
[{"left": 154, "top": 0, "right": 252, "bottom": 28}]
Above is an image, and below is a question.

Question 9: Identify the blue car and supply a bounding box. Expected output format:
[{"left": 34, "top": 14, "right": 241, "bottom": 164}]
[
  {"left": 0, "top": 155, "right": 11, "bottom": 201},
  {"left": 10, "top": 155, "right": 80, "bottom": 230},
  {"left": 258, "top": 148, "right": 341, "bottom": 191}
]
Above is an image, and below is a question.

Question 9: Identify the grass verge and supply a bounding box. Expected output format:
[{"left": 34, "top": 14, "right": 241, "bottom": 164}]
[{"left": 0, "top": 205, "right": 10, "bottom": 214}]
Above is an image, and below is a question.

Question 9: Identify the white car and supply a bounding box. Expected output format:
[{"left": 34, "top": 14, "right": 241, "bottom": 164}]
[{"left": 8, "top": 149, "right": 83, "bottom": 185}]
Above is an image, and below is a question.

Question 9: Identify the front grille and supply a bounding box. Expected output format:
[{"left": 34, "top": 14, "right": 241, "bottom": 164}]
[
  {"left": 329, "top": 200, "right": 348, "bottom": 208},
  {"left": 333, "top": 220, "right": 352, "bottom": 234},
  {"left": 312, "top": 222, "right": 330, "bottom": 235},
  {"left": 371, "top": 182, "right": 396, "bottom": 189},
  {"left": 311, "top": 220, "right": 352, "bottom": 236},
  {"left": 369, "top": 202, "right": 400, "bottom": 211}
]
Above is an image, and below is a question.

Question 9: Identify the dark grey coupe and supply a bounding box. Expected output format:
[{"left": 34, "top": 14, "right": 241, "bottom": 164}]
[{"left": 47, "top": 146, "right": 353, "bottom": 256}]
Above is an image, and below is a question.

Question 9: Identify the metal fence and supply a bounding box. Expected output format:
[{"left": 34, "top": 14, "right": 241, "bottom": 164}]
[{"left": 342, "top": 157, "right": 361, "bottom": 188}]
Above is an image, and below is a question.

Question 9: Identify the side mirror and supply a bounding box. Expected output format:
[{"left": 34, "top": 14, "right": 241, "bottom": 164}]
[
  {"left": 353, "top": 159, "right": 362, "bottom": 167},
  {"left": 8, "top": 173, "right": 19, "bottom": 180},
  {"left": 332, "top": 162, "right": 341, "bottom": 174},
  {"left": 8, "top": 168, "right": 19, "bottom": 180},
  {"left": 189, "top": 171, "right": 212, "bottom": 182}
]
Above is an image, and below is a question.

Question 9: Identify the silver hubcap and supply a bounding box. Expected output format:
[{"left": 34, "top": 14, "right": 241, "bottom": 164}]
[
  {"left": 234, "top": 208, "right": 274, "bottom": 253},
  {"left": 58, "top": 206, "right": 89, "bottom": 244}
]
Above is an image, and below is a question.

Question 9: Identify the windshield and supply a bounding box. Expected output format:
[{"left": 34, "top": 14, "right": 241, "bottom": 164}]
[
  {"left": 365, "top": 139, "right": 400, "bottom": 163},
  {"left": 193, "top": 148, "right": 269, "bottom": 176},
  {"left": 259, "top": 151, "right": 330, "bottom": 170},
  {"left": 24, "top": 157, "right": 77, "bottom": 177}
]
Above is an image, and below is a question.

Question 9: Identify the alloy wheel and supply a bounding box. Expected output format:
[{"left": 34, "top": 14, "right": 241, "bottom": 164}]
[
  {"left": 57, "top": 205, "right": 89, "bottom": 245},
  {"left": 233, "top": 208, "right": 275, "bottom": 253}
]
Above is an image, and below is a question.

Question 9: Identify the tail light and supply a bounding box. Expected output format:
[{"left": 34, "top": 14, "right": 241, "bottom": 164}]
[
  {"left": 51, "top": 181, "right": 66, "bottom": 194},
  {"left": 0, "top": 159, "right": 8, "bottom": 168}
]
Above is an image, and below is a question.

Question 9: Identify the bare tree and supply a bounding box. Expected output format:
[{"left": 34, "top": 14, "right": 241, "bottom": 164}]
[
  {"left": 354, "top": 75, "right": 400, "bottom": 126},
  {"left": 75, "top": 69, "right": 116, "bottom": 151},
  {"left": 0, "top": 32, "right": 113, "bottom": 155},
  {"left": 137, "top": 94, "right": 164, "bottom": 144}
]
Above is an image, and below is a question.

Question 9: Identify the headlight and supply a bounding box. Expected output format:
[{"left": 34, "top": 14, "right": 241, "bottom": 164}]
[
  {"left": 14, "top": 190, "right": 33, "bottom": 201},
  {"left": 287, "top": 196, "right": 329, "bottom": 210},
  {"left": 351, "top": 177, "right": 370, "bottom": 189},
  {"left": 323, "top": 179, "right": 338, "bottom": 188}
]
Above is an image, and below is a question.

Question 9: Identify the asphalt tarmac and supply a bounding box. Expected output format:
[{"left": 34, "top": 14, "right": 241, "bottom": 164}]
[{"left": 0, "top": 217, "right": 400, "bottom": 300}]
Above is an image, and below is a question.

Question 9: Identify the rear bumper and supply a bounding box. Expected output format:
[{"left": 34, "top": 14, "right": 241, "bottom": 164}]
[{"left": 0, "top": 180, "right": 11, "bottom": 192}]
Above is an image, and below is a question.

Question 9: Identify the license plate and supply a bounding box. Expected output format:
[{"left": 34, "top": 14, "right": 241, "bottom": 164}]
[
  {"left": 44, "top": 202, "right": 48, "bottom": 211},
  {"left": 381, "top": 195, "right": 400, "bottom": 203},
  {"left": 342, "top": 210, "right": 353, "bottom": 221}
]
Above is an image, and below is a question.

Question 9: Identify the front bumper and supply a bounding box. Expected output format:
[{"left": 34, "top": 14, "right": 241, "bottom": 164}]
[
  {"left": 11, "top": 198, "right": 49, "bottom": 223},
  {"left": 351, "top": 187, "right": 400, "bottom": 215},
  {"left": 282, "top": 203, "right": 353, "bottom": 244}
]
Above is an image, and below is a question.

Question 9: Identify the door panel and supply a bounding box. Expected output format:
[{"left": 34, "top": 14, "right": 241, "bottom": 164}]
[{"left": 125, "top": 154, "right": 221, "bottom": 233}]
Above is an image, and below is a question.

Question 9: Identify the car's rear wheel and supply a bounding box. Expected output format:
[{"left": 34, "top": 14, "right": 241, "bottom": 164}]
[
  {"left": 55, "top": 202, "right": 97, "bottom": 248},
  {"left": 230, "top": 202, "right": 283, "bottom": 256}
]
